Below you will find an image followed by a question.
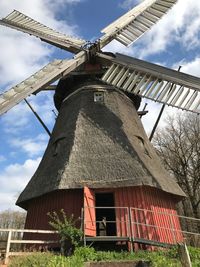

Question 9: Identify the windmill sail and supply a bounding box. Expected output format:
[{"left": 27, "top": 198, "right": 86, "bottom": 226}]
[
  {"left": 100, "top": 53, "right": 200, "bottom": 114},
  {"left": 100, "top": 0, "right": 177, "bottom": 48},
  {"left": 0, "top": 51, "right": 86, "bottom": 115},
  {"left": 0, "top": 10, "right": 86, "bottom": 53}
]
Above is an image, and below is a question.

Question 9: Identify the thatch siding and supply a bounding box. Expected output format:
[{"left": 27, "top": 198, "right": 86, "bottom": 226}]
[{"left": 17, "top": 83, "right": 185, "bottom": 208}]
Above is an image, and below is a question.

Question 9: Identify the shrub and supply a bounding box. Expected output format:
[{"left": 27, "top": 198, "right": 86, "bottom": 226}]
[
  {"left": 8, "top": 246, "right": 200, "bottom": 267},
  {"left": 8, "top": 252, "right": 55, "bottom": 267},
  {"left": 74, "top": 246, "right": 97, "bottom": 261},
  {"left": 188, "top": 246, "right": 200, "bottom": 267},
  {"left": 48, "top": 210, "right": 83, "bottom": 256}
]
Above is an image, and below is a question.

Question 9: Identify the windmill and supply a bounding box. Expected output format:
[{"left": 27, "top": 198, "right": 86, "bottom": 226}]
[{"left": 0, "top": 0, "right": 200, "bottom": 250}]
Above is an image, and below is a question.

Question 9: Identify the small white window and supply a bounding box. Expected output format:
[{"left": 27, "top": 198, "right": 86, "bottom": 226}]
[{"left": 94, "top": 92, "right": 104, "bottom": 103}]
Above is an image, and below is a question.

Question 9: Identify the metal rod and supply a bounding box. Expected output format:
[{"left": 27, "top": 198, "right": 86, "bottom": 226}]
[
  {"left": 149, "top": 103, "right": 165, "bottom": 141},
  {"left": 149, "top": 66, "right": 182, "bottom": 141},
  {"left": 24, "top": 98, "right": 51, "bottom": 137},
  {"left": 140, "top": 103, "right": 148, "bottom": 118}
]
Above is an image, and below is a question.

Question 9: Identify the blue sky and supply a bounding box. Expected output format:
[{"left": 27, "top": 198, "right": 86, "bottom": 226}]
[{"left": 0, "top": 0, "right": 200, "bottom": 212}]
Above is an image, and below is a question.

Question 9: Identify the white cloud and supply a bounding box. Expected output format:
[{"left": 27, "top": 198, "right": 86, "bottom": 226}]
[
  {"left": 0, "top": 0, "right": 82, "bottom": 34},
  {"left": 0, "top": 158, "right": 41, "bottom": 211},
  {"left": 0, "top": 0, "right": 80, "bottom": 151},
  {"left": 1, "top": 102, "right": 34, "bottom": 134},
  {"left": 1, "top": 91, "right": 55, "bottom": 137},
  {"left": 141, "top": 100, "right": 185, "bottom": 136},
  {"left": 104, "top": 1, "right": 198, "bottom": 60},
  {"left": 173, "top": 57, "right": 200, "bottom": 77},
  {"left": 0, "top": 31, "right": 51, "bottom": 88},
  {"left": 119, "top": 0, "right": 142, "bottom": 10},
  {"left": 28, "top": 91, "right": 55, "bottom": 126},
  {"left": 140, "top": 56, "right": 200, "bottom": 135},
  {"left": 128, "top": 0, "right": 200, "bottom": 58},
  {"left": 104, "top": 1, "right": 200, "bottom": 60},
  {"left": 9, "top": 134, "right": 48, "bottom": 157},
  {"left": 103, "top": 39, "right": 135, "bottom": 55},
  {"left": 0, "top": 0, "right": 83, "bottom": 90},
  {"left": 104, "top": 0, "right": 200, "bottom": 137}
]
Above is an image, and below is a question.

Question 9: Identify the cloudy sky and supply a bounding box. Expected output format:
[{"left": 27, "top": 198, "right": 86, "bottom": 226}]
[{"left": 0, "top": 0, "right": 200, "bottom": 212}]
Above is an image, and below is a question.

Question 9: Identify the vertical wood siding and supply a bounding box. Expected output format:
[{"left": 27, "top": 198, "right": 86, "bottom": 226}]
[
  {"left": 115, "top": 186, "right": 183, "bottom": 249},
  {"left": 24, "top": 186, "right": 183, "bottom": 250},
  {"left": 24, "top": 189, "right": 83, "bottom": 243}
]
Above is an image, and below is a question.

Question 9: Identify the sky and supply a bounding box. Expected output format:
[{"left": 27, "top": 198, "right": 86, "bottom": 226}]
[{"left": 0, "top": 0, "right": 200, "bottom": 212}]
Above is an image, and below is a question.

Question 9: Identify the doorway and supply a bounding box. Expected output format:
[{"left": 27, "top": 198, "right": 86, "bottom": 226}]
[{"left": 95, "top": 192, "right": 116, "bottom": 236}]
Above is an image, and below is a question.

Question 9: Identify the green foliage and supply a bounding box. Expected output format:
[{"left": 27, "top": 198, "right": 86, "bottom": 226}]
[
  {"left": 72, "top": 246, "right": 182, "bottom": 266},
  {"left": 47, "top": 254, "right": 83, "bottom": 267},
  {"left": 8, "top": 252, "right": 84, "bottom": 267},
  {"left": 188, "top": 246, "right": 200, "bottom": 267},
  {"left": 145, "top": 252, "right": 181, "bottom": 267},
  {"left": 48, "top": 209, "right": 83, "bottom": 248},
  {"left": 8, "top": 246, "right": 200, "bottom": 267},
  {"left": 8, "top": 252, "right": 57, "bottom": 267},
  {"left": 74, "top": 246, "right": 97, "bottom": 261}
]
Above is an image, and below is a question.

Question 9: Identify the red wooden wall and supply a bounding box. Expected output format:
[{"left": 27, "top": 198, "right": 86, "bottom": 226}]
[
  {"left": 114, "top": 186, "right": 183, "bottom": 248},
  {"left": 24, "top": 189, "right": 83, "bottom": 243},
  {"left": 23, "top": 186, "right": 183, "bottom": 250}
]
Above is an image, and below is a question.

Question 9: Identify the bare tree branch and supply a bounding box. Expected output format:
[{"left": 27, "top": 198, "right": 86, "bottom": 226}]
[{"left": 153, "top": 113, "right": 200, "bottom": 219}]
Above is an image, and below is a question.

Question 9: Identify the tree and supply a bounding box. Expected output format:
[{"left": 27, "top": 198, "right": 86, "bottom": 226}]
[
  {"left": 153, "top": 113, "right": 200, "bottom": 219},
  {"left": 0, "top": 210, "right": 26, "bottom": 229},
  {"left": 0, "top": 210, "right": 26, "bottom": 243}
]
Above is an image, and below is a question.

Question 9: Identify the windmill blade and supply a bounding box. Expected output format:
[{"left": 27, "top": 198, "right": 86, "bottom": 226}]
[
  {"left": 100, "top": 0, "right": 177, "bottom": 48},
  {"left": 99, "top": 53, "right": 200, "bottom": 114},
  {"left": 0, "top": 51, "right": 87, "bottom": 115},
  {"left": 0, "top": 10, "right": 86, "bottom": 54}
]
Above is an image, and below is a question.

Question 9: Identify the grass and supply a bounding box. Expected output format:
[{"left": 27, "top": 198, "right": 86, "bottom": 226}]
[{"left": 8, "top": 246, "right": 200, "bottom": 267}]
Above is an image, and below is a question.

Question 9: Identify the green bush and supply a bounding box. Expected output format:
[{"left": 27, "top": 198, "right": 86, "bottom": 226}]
[
  {"left": 48, "top": 210, "right": 83, "bottom": 256},
  {"left": 74, "top": 246, "right": 97, "bottom": 261},
  {"left": 74, "top": 246, "right": 181, "bottom": 266},
  {"left": 8, "top": 246, "right": 200, "bottom": 267},
  {"left": 188, "top": 246, "right": 200, "bottom": 267}
]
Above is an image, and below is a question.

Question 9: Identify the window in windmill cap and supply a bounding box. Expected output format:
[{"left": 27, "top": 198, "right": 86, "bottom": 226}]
[{"left": 94, "top": 91, "right": 104, "bottom": 103}]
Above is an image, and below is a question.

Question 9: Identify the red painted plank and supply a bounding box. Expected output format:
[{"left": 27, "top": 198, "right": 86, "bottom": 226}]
[
  {"left": 24, "top": 189, "right": 83, "bottom": 242},
  {"left": 118, "top": 186, "right": 183, "bottom": 248},
  {"left": 84, "top": 187, "right": 96, "bottom": 237}
]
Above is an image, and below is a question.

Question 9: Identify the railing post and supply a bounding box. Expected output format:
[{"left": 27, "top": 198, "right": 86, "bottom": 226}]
[
  {"left": 83, "top": 206, "right": 86, "bottom": 247},
  {"left": 80, "top": 207, "right": 84, "bottom": 233},
  {"left": 128, "top": 207, "right": 134, "bottom": 252},
  {"left": 136, "top": 209, "right": 141, "bottom": 239},
  {"left": 178, "top": 243, "right": 192, "bottom": 267},
  {"left": 5, "top": 230, "right": 12, "bottom": 265},
  {"left": 169, "top": 214, "right": 176, "bottom": 244},
  {"left": 80, "top": 207, "right": 85, "bottom": 246}
]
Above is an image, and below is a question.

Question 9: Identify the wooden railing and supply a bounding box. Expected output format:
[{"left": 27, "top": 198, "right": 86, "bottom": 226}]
[
  {"left": 0, "top": 228, "right": 58, "bottom": 264},
  {"left": 83, "top": 206, "right": 200, "bottom": 249},
  {"left": 1, "top": 207, "right": 200, "bottom": 264}
]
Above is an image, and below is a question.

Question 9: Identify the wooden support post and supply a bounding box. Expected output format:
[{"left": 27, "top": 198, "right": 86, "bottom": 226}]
[
  {"left": 5, "top": 230, "right": 12, "bottom": 265},
  {"left": 169, "top": 214, "right": 176, "bottom": 244},
  {"left": 178, "top": 243, "right": 192, "bottom": 267},
  {"left": 128, "top": 208, "right": 134, "bottom": 252}
]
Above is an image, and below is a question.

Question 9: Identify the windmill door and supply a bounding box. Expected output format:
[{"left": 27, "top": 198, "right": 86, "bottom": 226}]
[{"left": 84, "top": 186, "right": 96, "bottom": 236}]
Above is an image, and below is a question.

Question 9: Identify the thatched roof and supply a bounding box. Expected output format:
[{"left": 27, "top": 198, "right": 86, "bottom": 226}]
[{"left": 17, "top": 81, "right": 185, "bottom": 208}]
